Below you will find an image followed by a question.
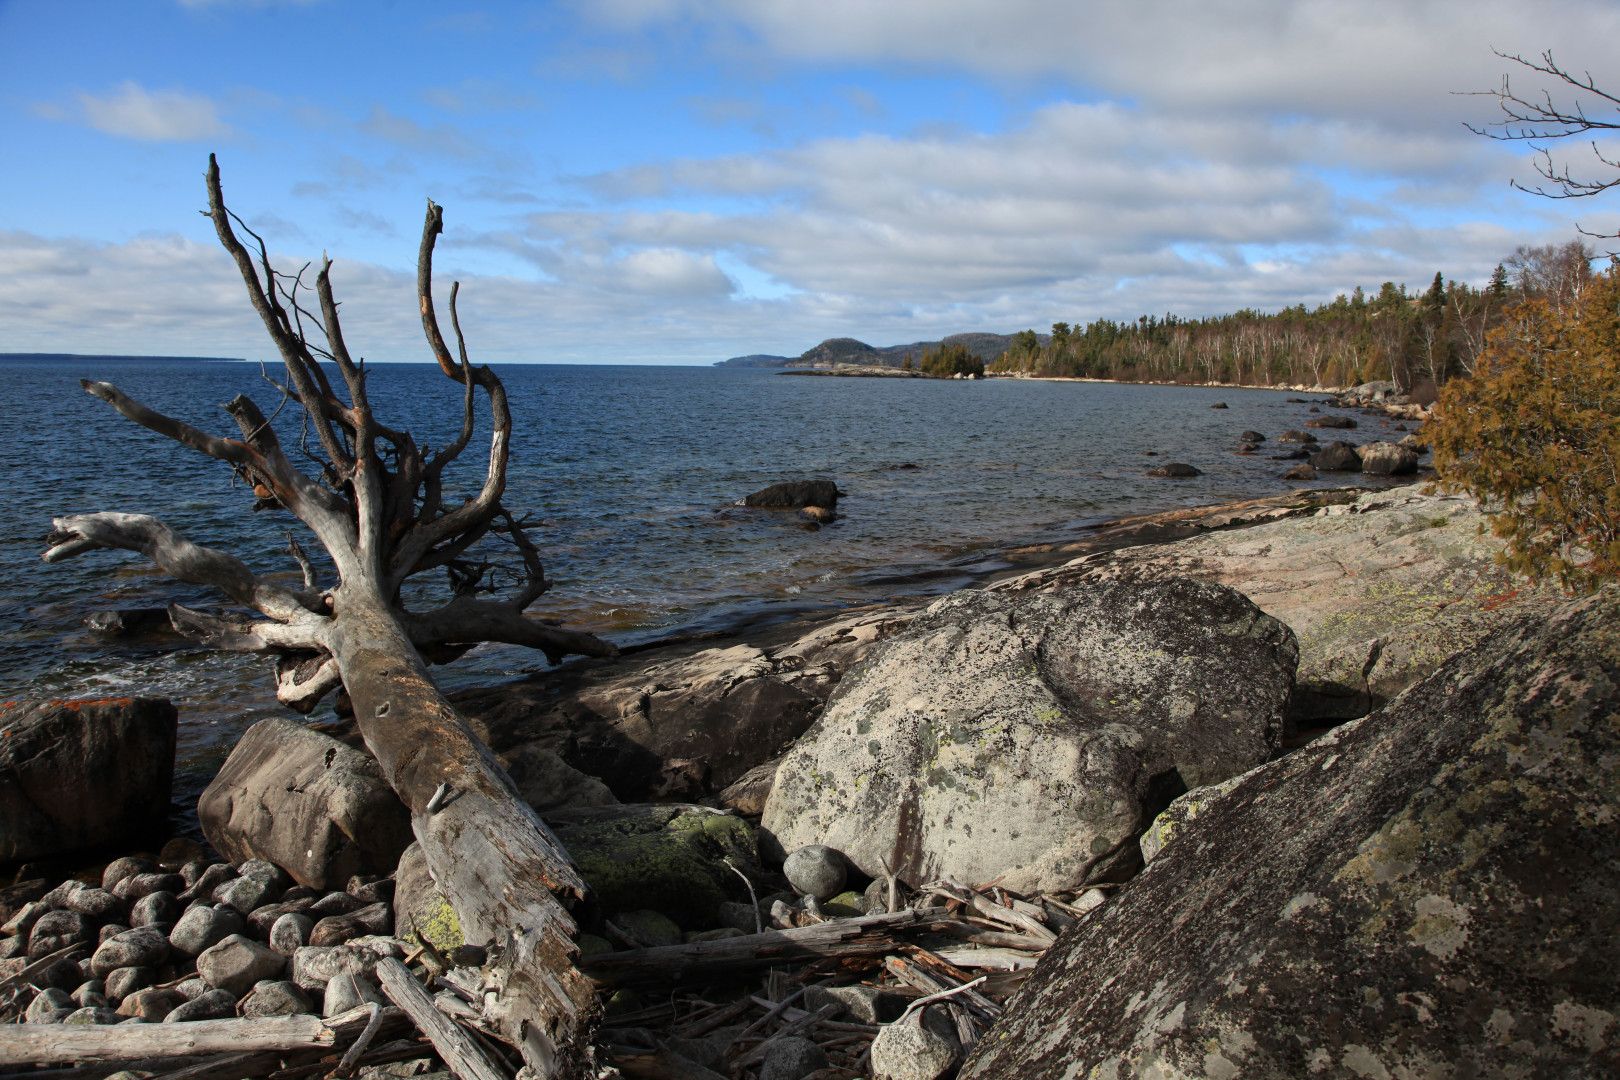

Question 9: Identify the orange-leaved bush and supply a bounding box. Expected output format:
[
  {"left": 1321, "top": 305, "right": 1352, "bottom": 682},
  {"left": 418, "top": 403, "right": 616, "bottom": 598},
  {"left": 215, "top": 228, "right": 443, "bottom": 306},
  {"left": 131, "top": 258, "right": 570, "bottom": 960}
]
[{"left": 1431, "top": 261, "right": 1620, "bottom": 591}]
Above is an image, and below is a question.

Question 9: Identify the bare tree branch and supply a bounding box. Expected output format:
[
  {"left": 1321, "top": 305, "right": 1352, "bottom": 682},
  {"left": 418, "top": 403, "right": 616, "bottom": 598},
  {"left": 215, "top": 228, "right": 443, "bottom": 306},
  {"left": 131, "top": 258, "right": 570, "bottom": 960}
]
[{"left": 45, "top": 513, "right": 329, "bottom": 625}]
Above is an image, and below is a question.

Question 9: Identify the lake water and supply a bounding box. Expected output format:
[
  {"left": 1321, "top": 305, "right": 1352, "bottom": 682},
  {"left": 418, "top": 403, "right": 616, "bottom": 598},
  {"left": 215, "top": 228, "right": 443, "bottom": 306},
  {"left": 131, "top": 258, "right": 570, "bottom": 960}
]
[{"left": 0, "top": 360, "right": 1407, "bottom": 817}]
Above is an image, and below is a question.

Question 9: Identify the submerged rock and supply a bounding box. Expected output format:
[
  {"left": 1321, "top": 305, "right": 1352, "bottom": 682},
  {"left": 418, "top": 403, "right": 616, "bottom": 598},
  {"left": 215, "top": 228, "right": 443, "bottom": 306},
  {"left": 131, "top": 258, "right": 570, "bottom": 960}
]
[
  {"left": 963, "top": 590, "right": 1620, "bottom": 1080},
  {"left": 762, "top": 578, "right": 1296, "bottom": 893},
  {"left": 736, "top": 480, "right": 843, "bottom": 509},
  {"left": 1146, "top": 462, "right": 1201, "bottom": 477}
]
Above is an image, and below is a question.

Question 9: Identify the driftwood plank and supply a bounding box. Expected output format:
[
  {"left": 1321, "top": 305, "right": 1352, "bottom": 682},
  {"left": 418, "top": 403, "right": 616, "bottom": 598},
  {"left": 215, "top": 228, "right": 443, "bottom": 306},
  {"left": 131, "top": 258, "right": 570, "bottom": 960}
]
[
  {"left": 374, "top": 957, "right": 506, "bottom": 1080},
  {"left": 580, "top": 907, "right": 949, "bottom": 987},
  {"left": 0, "top": 1006, "right": 390, "bottom": 1067}
]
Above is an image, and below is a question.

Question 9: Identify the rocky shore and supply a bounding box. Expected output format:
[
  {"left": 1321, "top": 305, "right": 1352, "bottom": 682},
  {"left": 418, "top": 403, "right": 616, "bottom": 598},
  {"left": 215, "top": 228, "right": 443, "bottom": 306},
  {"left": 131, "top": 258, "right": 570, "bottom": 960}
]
[{"left": 2, "top": 476, "right": 1610, "bottom": 1079}]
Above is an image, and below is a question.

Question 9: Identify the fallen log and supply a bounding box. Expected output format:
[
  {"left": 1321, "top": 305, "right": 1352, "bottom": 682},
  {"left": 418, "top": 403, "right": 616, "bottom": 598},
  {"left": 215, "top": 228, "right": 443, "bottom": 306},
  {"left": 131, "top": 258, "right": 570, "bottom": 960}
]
[
  {"left": 0, "top": 1005, "right": 395, "bottom": 1067},
  {"left": 579, "top": 907, "right": 950, "bottom": 987}
]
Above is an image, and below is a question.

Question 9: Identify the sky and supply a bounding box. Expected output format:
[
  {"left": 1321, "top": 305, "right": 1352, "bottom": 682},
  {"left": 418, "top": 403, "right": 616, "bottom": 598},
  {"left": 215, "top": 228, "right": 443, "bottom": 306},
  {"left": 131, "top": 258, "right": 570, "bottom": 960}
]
[{"left": 1, "top": 0, "right": 1617, "bottom": 365}]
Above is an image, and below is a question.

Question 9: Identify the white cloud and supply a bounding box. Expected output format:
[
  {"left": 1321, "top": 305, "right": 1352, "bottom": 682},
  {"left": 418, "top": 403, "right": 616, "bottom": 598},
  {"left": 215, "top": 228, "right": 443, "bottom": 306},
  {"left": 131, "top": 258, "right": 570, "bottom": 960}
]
[
  {"left": 582, "top": 0, "right": 1620, "bottom": 126},
  {"left": 75, "top": 81, "right": 230, "bottom": 142}
]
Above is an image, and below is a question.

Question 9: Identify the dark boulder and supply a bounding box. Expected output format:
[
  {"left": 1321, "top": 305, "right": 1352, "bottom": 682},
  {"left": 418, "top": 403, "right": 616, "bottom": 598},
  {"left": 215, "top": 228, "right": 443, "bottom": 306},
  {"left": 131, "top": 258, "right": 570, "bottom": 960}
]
[
  {"left": 1275, "top": 430, "right": 1317, "bottom": 443},
  {"left": 736, "top": 480, "right": 842, "bottom": 509},
  {"left": 198, "top": 719, "right": 412, "bottom": 890},
  {"left": 962, "top": 591, "right": 1620, "bottom": 1080},
  {"left": 1239, "top": 430, "right": 1265, "bottom": 442},
  {"left": 0, "top": 699, "right": 177, "bottom": 862},
  {"left": 84, "top": 608, "right": 178, "bottom": 637},
  {"left": 1305, "top": 415, "right": 1357, "bottom": 429},
  {"left": 1311, "top": 441, "right": 1363, "bottom": 472},
  {"left": 1146, "top": 463, "right": 1201, "bottom": 478},
  {"left": 1280, "top": 462, "right": 1316, "bottom": 481},
  {"left": 1210, "top": 402, "right": 1228, "bottom": 409}
]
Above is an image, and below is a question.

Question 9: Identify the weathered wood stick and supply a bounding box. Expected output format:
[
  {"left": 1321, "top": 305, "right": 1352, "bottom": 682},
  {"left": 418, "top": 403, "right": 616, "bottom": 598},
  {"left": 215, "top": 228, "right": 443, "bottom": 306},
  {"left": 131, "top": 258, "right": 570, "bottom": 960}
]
[
  {"left": 579, "top": 907, "right": 949, "bottom": 987},
  {"left": 932, "top": 880, "right": 1055, "bottom": 942},
  {"left": 935, "top": 921, "right": 1049, "bottom": 952},
  {"left": 149, "top": 1049, "right": 328, "bottom": 1080},
  {"left": 610, "top": 1048, "right": 729, "bottom": 1080},
  {"left": 0, "top": 1005, "right": 390, "bottom": 1066},
  {"left": 374, "top": 957, "right": 506, "bottom": 1080},
  {"left": 731, "top": 1005, "right": 842, "bottom": 1069}
]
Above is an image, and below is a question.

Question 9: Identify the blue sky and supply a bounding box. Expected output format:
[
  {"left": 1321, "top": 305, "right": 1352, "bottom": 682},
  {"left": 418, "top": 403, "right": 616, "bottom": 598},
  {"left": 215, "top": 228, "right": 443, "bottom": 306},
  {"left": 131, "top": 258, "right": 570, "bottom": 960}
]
[{"left": 2, "top": 0, "right": 1616, "bottom": 364}]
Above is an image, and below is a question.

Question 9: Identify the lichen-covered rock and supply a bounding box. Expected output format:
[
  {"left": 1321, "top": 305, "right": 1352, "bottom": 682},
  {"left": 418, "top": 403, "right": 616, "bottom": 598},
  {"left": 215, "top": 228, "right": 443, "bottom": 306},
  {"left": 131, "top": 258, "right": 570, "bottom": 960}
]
[
  {"left": 543, "top": 804, "right": 761, "bottom": 927},
  {"left": 962, "top": 590, "right": 1620, "bottom": 1080},
  {"left": 763, "top": 578, "right": 1296, "bottom": 893},
  {"left": 497, "top": 743, "right": 617, "bottom": 814},
  {"left": 0, "top": 699, "right": 177, "bottom": 862},
  {"left": 198, "top": 718, "right": 412, "bottom": 890}
]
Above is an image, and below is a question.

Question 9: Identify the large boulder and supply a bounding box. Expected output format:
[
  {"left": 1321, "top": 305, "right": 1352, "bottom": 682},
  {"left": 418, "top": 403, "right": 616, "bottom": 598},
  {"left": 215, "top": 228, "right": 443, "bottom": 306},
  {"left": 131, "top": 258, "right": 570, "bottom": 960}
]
[
  {"left": 0, "top": 699, "right": 177, "bottom": 861},
  {"left": 999, "top": 489, "right": 1564, "bottom": 726},
  {"left": 735, "top": 480, "right": 842, "bottom": 509},
  {"left": 198, "top": 719, "right": 411, "bottom": 890},
  {"left": 962, "top": 589, "right": 1620, "bottom": 1080},
  {"left": 761, "top": 578, "right": 1296, "bottom": 893},
  {"left": 453, "top": 606, "right": 915, "bottom": 802}
]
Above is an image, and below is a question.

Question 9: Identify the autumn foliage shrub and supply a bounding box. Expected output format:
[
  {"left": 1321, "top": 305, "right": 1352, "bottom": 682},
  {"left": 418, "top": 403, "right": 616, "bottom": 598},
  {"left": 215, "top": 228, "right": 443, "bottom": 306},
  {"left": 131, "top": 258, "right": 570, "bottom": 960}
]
[{"left": 1431, "top": 263, "right": 1620, "bottom": 591}]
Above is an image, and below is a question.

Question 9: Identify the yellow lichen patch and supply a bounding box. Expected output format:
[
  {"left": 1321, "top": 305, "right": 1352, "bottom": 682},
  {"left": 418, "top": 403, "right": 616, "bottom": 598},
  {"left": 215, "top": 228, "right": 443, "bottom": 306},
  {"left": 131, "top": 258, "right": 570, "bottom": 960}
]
[{"left": 406, "top": 890, "right": 464, "bottom": 953}]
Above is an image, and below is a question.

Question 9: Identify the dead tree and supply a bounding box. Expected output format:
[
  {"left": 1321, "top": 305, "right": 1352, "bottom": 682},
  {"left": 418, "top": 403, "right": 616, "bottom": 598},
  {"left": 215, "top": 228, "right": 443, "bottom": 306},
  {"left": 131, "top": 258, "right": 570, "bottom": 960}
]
[
  {"left": 41, "top": 155, "right": 615, "bottom": 1078},
  {"left": 1466, "top": 49, "right": 1620, "bottom": 238}
]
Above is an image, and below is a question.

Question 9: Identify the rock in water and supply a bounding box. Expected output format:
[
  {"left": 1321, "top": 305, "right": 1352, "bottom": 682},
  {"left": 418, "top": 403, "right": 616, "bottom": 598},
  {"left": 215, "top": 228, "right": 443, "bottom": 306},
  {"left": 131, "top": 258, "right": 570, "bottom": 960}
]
[
  {"left": 1304, "top": 414, "right": 1356, "bottom": 428},
  {"left": 762, "top": 578, "right": 1296, "bottom": 893},
  {"left": 961, "top": 591, "right": 1620, "bottom": 1080},
  {"left": 736, "top": 480, "right": 842, "bottom": 509},
  {"left": 1239, "top": 430, "right": 1266, "bottom": 442},
  {"left": 198, "top": 718, "right": 412, "bottom": 889},
  {"left": 1358, "top": 440, "right": 1420, "bottom": 475},
  {"left": 1146, "top": 462, "right": 1201, "bottom": 477},
  {"left": 0, "top": 699, "right": 177, "bottom": 861},
  {"left": 1280, "top": 462, "right": 1316, "bottom": 481},
  {"left": 1276, "top": 429, "right": 1318, "bottom": 443},
  {"left": 783, "top": 845, "right": 846, "bottom": 900},
  {"left": 1311, "top": 440, "right": 1362, "bottom": 472}
]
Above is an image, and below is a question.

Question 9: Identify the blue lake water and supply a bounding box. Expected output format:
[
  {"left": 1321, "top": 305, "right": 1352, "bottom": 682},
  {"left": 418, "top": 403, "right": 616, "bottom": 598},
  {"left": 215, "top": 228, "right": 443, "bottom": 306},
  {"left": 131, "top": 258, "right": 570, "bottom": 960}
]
[{"left": 0, "top": 360, "right": 1409, "bottom": 808}]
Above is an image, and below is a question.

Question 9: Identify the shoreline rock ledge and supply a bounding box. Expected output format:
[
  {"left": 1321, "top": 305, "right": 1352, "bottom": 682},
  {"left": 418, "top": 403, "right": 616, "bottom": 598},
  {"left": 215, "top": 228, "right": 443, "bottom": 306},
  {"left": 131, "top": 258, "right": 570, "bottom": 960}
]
[
  {"left": 962, "top": 589, "right": 1620, "bottom": 1079},
  {"left": 761, "top": 577, "right": 1297, "bottom": 893}
]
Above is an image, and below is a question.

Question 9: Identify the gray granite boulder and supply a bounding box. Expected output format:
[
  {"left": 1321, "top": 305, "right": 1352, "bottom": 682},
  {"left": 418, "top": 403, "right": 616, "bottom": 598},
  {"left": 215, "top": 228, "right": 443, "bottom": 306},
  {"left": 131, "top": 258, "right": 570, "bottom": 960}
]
[
  {"left": 198, "top": 718, "right": 412, "bottom": 890},
  {"left": 762, "top": 578, "right": 1296, "bottom": 893},
  {"left": 1357, "top": 440, "right": 1420, "bottom": 475},
  {"left": 196, "top": 934, "right": 285, "bottom": 996},
  {"left": 0, "top": 699, "right": 176, "bottom": 862},
  {"left": 962, "top": 589, "right": 1620, "bottom": 1079}
]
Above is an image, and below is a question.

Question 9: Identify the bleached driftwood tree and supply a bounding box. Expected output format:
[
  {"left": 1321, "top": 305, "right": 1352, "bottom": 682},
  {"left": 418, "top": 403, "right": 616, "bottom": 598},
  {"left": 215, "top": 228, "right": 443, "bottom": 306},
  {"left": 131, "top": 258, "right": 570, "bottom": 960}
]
[{"left": 42, "top": 155, "right": 613, "bottom": 1077}]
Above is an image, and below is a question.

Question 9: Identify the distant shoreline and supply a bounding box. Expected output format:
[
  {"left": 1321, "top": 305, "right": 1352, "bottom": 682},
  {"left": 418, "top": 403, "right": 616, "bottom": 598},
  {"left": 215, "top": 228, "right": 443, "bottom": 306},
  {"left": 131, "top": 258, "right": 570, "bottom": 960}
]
[{"left": 0, "top": 353, "right": 247, "bottom": 364}]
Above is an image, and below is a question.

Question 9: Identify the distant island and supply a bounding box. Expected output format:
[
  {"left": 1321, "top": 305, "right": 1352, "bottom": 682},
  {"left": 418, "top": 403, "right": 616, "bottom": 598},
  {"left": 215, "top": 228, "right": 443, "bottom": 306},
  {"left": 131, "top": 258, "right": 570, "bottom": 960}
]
[
  {"left": 0, "top": 353, "right": 247, "bottom": 364},
  {"left": 716, "top": 332, "right": 1048, "bottom": 370}
]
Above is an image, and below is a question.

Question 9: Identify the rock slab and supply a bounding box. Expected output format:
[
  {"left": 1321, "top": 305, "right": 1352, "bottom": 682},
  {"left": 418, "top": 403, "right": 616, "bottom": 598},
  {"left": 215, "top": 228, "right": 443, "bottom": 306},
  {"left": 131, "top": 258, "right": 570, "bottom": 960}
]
[
  {"left": 762, "top": 578, "right": 1296, "bottom": 893},
  {"left": 0, "top": 699, "right": 177, "bottom": 861},
  {"left": 962, "top": 590, "right": 1620, "bottom": 1079}
]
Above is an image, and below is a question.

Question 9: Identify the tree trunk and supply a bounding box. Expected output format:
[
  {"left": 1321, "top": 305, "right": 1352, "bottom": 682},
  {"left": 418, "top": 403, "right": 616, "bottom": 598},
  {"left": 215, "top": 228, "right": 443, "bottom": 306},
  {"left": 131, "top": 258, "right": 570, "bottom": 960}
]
[{"left": 328, "top": 589, "right": 598, "bottom": 1075}]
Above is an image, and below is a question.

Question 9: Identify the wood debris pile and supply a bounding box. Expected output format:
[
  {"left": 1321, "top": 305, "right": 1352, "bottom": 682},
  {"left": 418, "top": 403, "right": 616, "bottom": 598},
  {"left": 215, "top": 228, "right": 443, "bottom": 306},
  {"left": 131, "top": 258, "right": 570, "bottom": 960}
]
[{"left": 0, "top": 874, "right": 1096, "bottom": 1080}]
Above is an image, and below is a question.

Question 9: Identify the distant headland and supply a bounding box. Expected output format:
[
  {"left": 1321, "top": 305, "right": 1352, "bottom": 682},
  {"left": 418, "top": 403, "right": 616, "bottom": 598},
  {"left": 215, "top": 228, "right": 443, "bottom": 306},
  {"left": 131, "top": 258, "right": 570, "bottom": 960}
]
[
  {"left": 0, "top": 353, "right": 246, "bottom": 364},
  {"left": 715, "top": 332, "right": 1042, "bottom": 370}
]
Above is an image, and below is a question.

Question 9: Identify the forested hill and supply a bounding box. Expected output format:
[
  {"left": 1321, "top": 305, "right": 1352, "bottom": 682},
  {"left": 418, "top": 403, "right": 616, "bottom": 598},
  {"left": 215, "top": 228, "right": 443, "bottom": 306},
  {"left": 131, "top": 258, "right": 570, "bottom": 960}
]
[
  {"left": 716, "top": 332, "right": 1040, "bottom": 368},
  {"left": 714, "top": 240, "right": 1594, "bottom": 395}
]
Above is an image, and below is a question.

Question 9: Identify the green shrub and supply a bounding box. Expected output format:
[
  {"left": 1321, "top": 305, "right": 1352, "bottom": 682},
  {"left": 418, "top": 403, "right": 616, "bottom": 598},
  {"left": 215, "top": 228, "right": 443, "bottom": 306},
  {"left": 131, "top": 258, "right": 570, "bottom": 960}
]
[{"left": 1431, "top": 263, "right": 1620, "bottom": 591}]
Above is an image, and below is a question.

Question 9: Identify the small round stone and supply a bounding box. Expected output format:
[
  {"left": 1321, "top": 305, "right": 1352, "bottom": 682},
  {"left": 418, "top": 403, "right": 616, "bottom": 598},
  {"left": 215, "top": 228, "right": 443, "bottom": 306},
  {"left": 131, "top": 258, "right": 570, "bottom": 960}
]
[{"left": 782, "top": 845, "right": 846, "bottom": 901}]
